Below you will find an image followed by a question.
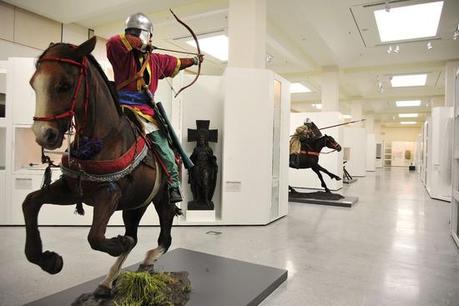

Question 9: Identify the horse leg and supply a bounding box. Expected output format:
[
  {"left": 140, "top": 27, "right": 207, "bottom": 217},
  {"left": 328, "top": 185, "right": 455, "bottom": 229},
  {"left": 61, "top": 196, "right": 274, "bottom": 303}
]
[
  {"left": 87, "top": 185, "right": 135, "bottom": 257},
  {"left": 140, "top": 183, "right": 176, "bottom": 269},
  {"left": 94, "top": 205, "right": 149, "bottom": 298},
  {"left": 23, "top": 179, "right": 79, "bottom": 274},
  {"left": 312, "top": 165, "right": 330, "bottom": 193},
  {"left": 316, "top": 164, "right": 341, "bottom": 181}
]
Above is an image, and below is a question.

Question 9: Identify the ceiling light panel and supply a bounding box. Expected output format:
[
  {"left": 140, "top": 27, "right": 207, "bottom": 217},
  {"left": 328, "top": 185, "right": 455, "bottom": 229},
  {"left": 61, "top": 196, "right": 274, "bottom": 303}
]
[
  {"left": 290, "top": 83, "right": 311, "bottom": 93},
  {"left": 186, "top": 34, "right": 228, "bottom": 61},
  {"left": 398, "top": 113, "right": 419, "bottom": 118},
  {"left": 374, "top": 1, "right": 444, "bottom": 42},
  {"left": 396, "top": 100, "right": 422, "bottom": 107},
  {"left": 400, "top": 121, "right": 417, "bottom": 125},
  {"left": 391, "top": 74, "right": 427, "bottom": 87}
]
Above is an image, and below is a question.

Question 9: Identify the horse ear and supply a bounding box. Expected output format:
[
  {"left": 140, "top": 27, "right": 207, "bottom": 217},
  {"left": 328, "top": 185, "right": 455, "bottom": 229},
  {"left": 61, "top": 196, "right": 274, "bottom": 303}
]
[{"left": 73, "top": 36, "right": 97, "bottom": 59}]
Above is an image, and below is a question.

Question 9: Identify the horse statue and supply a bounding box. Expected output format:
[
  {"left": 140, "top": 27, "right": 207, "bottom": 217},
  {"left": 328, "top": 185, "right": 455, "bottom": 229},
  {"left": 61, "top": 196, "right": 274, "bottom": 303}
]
[
  {"left": 289, "top": 122, "right": 342, "bottom": 193},
  {"left": 24, "top": 37, "right": 178, "bottom": 297}
]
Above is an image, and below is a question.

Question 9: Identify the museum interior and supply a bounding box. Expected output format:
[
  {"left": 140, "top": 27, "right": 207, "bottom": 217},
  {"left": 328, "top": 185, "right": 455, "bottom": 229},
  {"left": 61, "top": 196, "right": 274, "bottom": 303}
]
[{"left": 0, "top": 0, "right": 458, "bottom": 305}]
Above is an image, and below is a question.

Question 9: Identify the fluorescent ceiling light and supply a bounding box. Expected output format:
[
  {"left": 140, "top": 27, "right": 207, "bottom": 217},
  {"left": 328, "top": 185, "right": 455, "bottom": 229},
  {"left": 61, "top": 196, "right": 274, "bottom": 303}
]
[
  {"left": 396, "top": 100, "right": 421, "bottom": 107},
  {"left": 343, "top": 114, "right": 352, "bottom": 119},
  {"left": 186, "top": 34, "right": 228, "bottom": 61},
  {"left": 398, "top": 113, "right": 418, "bottom": 118},
  {"left": 400, "top": 121, "right": 417, "bottom": 125},
  {"left": 391, "top": 74, "right": 427, "bottom": 87},
  {"left": 374, "top": 1, "right": 444, "bottom": 42},
  {"left": 290, "top": 83, "right": 311, "bottom": 93},
  {"left": 312, "top": 104, "right": 322, "bottom": 109}
]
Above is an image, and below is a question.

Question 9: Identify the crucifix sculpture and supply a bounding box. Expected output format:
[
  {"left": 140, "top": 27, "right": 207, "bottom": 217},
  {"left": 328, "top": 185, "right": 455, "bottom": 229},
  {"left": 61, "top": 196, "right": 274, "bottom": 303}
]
[{"left": 187, "top": 120, "right": 218, "bottom": 210}]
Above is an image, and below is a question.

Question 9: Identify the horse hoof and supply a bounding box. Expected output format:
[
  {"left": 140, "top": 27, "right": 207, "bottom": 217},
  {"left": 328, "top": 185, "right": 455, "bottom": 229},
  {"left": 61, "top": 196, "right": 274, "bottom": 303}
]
[
  {"left": 137, "top": 264, "right": 155, "bottom": 273},
  {"left": 93, "top": 284, "right": 112, "bottom": 298},
  {"left": 39, "top": 251, "right": 63, "bottom": 274}
]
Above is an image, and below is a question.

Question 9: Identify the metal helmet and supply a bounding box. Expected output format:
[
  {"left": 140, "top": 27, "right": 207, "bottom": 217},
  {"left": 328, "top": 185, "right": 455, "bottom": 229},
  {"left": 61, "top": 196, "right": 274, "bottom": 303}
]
[
  {"left": 125, "top": 13, "right": 153, "bottom": 44},
  {"left": 125, "top": 13, "right": 153, "bottom": 33}
]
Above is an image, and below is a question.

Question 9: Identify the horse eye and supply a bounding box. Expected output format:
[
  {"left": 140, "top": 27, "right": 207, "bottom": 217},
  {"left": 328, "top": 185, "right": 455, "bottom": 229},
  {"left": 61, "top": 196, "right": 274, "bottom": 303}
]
[{"left": 56, "top": 81, "right": 72, "bottom": 93}]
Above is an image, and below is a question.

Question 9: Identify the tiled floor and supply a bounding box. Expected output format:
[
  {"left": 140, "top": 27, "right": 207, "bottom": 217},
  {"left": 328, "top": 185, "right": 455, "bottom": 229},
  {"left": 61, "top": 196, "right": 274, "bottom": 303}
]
[{"left": 0, "top": 168, "right": 458, "bottom": 306}]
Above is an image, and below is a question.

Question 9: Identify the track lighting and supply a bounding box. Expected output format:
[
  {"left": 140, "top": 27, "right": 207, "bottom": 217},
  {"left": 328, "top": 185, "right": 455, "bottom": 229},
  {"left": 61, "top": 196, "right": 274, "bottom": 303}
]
[
  {"left": 454, "top": 24, "right": 459, "bottom": 40},
  {"left": 427, "top": 41, "right": 432, "bottom": 50},
  {"left": 387, "top": 45, "right": 399, "bottom": 54}
]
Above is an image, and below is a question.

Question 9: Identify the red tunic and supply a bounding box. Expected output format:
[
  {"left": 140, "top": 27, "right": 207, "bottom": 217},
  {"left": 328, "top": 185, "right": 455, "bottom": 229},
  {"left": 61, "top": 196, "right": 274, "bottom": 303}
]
[{"left": 106, "top": 33, "right": 180, "bottom": 93}]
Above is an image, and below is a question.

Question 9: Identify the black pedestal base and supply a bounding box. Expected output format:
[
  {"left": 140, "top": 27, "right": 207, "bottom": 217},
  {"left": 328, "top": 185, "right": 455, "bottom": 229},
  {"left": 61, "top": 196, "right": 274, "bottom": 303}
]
[
  {"left": 289, "top": 190, "right": 358, "bottom": 207},
  {"left": 188, "top": 200, "right": 214, "bottom": 210},
  {"left": 26, "top": 248, "right": 287, "bottom": 306}
]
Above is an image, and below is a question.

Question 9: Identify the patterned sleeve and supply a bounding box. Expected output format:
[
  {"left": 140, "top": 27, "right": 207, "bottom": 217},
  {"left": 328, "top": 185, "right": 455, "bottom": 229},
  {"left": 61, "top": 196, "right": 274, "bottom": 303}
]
[{"left": 154, "top": 53, "right": 181, "bottom": 79}]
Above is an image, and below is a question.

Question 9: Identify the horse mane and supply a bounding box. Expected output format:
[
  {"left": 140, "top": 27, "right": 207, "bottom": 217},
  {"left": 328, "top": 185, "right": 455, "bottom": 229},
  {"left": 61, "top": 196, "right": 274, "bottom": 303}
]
[{"left": 37, "top": 42, "right": 123, "bottom": 116}]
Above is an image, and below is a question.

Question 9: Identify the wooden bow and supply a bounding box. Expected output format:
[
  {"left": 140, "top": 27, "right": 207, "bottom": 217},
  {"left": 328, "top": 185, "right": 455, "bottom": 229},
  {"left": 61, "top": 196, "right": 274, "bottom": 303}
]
[{"left": 169, "top": 9, "right": 202, "bottom": 98}]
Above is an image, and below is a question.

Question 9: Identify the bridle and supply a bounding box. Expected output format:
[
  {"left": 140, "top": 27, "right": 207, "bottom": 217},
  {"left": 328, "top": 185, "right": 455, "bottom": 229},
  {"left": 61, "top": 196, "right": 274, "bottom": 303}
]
[{"left": 33, "top": 56, "right": 90, "bottom": 135}]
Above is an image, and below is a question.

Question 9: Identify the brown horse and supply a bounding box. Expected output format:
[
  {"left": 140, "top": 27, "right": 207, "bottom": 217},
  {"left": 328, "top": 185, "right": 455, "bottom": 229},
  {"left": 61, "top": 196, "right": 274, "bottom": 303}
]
[{"left": 24, "top": 37, "right": 177, "bottom": 297}]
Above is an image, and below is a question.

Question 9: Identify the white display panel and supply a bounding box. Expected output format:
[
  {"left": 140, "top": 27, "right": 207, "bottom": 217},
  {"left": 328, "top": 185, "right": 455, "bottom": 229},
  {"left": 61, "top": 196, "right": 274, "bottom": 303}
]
[
  {"left": 366, "top": 133, "right": 376, "bottom": 172},
  {"left": 451, "top": 68, "right": 459, "bottom": 247},
  {"left": 289, "top": 112, "right": 344, "bottom": 191},
  {"left": 426, "top": 107, "right": 453, "bottom": 201},
  {"left": 222, "top": 68, "right": 290, "bottom": 224},
  {"left": 343, "top": 127, "right": 367, "bottom": 176},
  {"left": 10, "top": 58, "right": 35, "bottom": 125}
]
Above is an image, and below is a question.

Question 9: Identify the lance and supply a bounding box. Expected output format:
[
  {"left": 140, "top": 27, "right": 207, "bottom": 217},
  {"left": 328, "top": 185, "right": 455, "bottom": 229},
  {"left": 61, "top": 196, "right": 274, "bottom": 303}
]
[{"left": 319, "top": 119, "right": 366, "bottom": 131}]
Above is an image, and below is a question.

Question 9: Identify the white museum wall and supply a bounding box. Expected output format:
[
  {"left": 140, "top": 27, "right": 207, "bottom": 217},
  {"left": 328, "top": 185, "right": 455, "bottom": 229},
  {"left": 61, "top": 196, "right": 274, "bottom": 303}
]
[
  {"left": 391, "top": 141, "right": 416, "bottom": 167},
  {"left": 222, "top": 67, "right": 290, "bottom": 224},
  {"left": 451, "top": 67, "right": 459, "bottom": 247},
  {"left": 289, "top": 112, "right": 344, "bottom": 191},
  {"left": 426, "top": 106, "right": 453, "bottom": 201},
  {"left": 172, "top": 74, "right": 224, "bottom": 222},
  {"left": 343, "top": 127, "right": 367, "bottom": 177},
  {"left": 366, "top": 133, "right": 376, "bottom": 172}
]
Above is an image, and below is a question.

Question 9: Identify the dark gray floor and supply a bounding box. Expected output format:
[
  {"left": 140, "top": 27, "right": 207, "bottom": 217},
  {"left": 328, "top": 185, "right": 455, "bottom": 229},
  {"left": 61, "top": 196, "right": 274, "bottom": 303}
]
[
  {"left": 25, "top": 248, "right": 287, "bottom": 306},
  {"left": 0, "top": 168, "right": 458, "bottom": 306}
]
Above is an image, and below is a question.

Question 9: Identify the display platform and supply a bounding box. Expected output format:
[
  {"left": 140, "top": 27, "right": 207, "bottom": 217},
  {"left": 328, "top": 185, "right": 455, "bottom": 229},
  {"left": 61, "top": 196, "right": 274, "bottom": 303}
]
[
  {"left": 25, "top": 248, "right": 288, "bottom": 306},
  {"left": 289, "top": 190, "right": 358, "bottom": 207}
]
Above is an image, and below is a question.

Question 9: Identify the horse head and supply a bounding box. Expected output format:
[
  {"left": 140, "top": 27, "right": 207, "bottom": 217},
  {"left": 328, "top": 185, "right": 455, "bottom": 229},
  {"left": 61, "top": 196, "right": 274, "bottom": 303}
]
[
  {"left": 30, "top": 37, "right": 97, "bottom": 150},
  {"left": 324, "top": 134, "right": 342, "bottom": 152}
]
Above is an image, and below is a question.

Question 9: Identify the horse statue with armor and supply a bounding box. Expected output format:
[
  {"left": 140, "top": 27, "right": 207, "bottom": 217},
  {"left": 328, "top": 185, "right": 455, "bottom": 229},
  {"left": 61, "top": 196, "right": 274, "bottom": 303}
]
[
  {"left": 24, "top": 37, "right": 183, "bottom": 298},
  {"left": 289, "top": 118, "right": 342, "bottom": 193}
]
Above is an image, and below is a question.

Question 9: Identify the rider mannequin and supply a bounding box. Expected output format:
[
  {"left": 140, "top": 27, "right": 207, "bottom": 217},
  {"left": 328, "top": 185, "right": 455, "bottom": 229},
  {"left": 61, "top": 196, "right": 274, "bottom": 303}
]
[{"left": 106, "top": 13, "right": 204, "bottom": 204}]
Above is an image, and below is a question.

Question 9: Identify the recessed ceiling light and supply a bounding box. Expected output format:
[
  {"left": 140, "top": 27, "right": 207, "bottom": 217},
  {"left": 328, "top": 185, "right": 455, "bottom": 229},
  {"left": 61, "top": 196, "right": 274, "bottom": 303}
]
[
  {"left": 391, "top": 74, "right": 427, "bottom": 87},
  {"left": 400, "top": 121, "right": 417, "bottom": 125},
  {"left": 290, "top": 83, "right": 311, "bottom": 93},
  {"left": 343, "top": 114, "right": 352, "bottom": 119},
  {"left": 398, "top": 113, "right": 419, "bottom": 118},
  {"left": 374, "top": 1, "right": 444, "bottom": 42},
  {"left": 186, "top": 34, "right": 228, "bottom": 61},
  {"left": 396, "top": 100, "right": 421, "bottom": 107}
]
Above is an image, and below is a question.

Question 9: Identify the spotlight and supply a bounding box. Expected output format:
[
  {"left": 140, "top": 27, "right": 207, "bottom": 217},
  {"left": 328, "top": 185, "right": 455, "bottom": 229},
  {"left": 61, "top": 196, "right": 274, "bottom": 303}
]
[
  {"left": 394, "top": 45, "right": 400, "bottom": 54},
  {"left": 427, "top": 41, "right": 432, "bottom": 50},
  {"left": 454, "top": 24, "right": 459, "bottom": 40},
  {"left": 387, "top": 45, "right": 393, "bottom": 54},
  {"left": 384, "top": 1, "right": 390, "bottom": 12},
  {"left": 266, "top": 54, "right": 273, "bottom": 63}
]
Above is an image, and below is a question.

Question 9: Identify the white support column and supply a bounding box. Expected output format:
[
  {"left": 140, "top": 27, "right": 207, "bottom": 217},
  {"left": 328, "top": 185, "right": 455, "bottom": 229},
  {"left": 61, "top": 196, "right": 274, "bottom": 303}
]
[
  {"left": 351, "top": 101, "right": 363, "bottom": 126},
  {"left": 320, "top": 67, "right": 339, "bottom": 111},
  {"left": 445, "top": 61, "right": 459, "bottom": 107},
  {"left": 365, "top": 115, "right": 375, "bottom": 133},
  {"left": 228, "top": 0, "right": 266, "bottom": 69}
]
